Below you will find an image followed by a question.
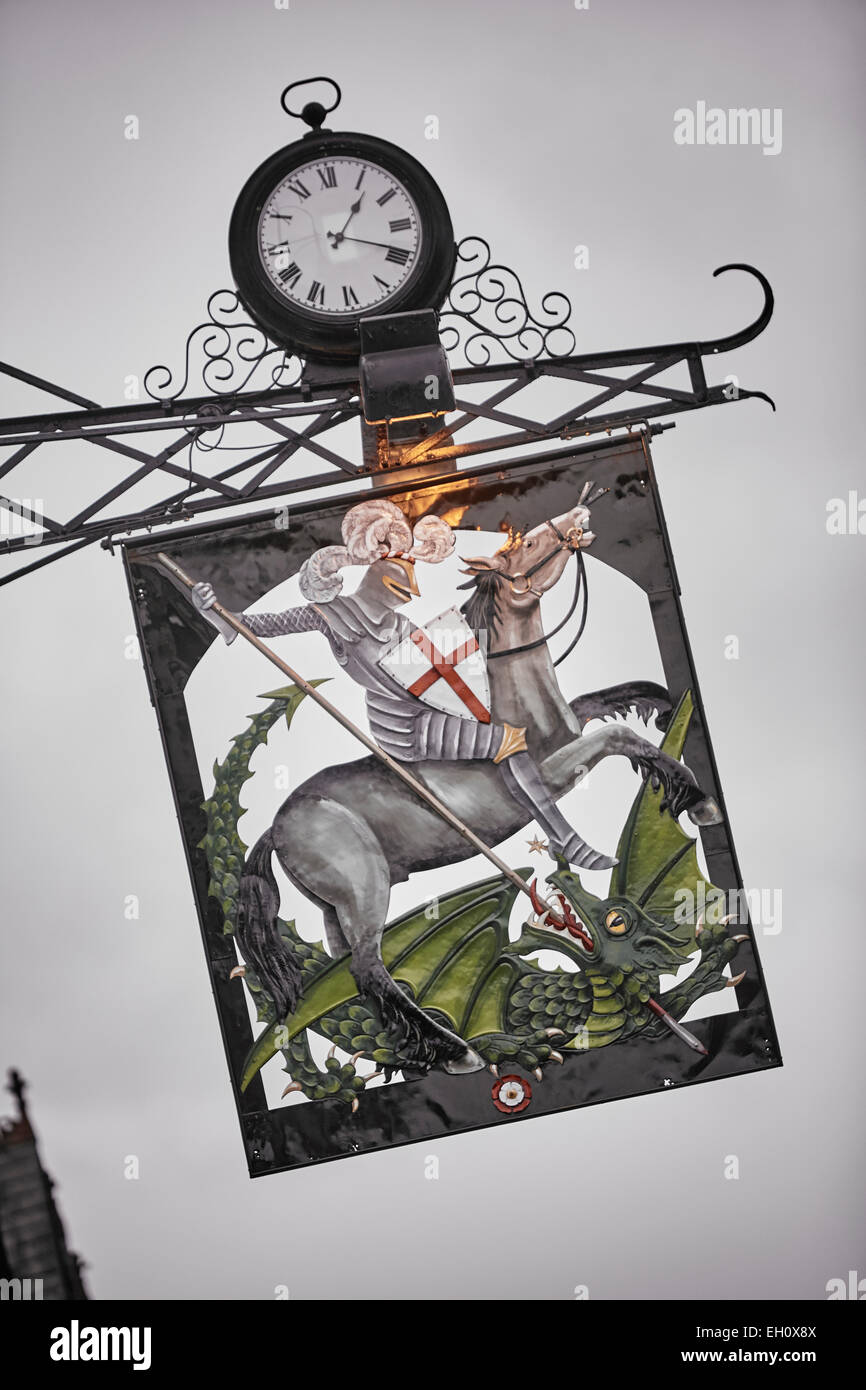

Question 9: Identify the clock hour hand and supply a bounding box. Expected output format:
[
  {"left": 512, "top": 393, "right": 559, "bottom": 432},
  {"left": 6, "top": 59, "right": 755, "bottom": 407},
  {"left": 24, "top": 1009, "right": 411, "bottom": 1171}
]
[{"left": 327, "top": 193, "right": 366, "bottom": 248}]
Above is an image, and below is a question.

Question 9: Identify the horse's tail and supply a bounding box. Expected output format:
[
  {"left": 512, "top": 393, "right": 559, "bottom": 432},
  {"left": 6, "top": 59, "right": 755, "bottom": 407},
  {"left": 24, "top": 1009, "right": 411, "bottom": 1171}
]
[{"left": 236, "top": 829, "right": 302, "bottom": 1021}]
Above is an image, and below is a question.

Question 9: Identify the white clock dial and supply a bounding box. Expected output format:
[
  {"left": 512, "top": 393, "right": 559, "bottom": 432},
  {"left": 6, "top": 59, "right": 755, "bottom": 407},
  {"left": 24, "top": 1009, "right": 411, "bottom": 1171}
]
[{"left": 258, "top": 158, "right": 422, "bottom": 316}]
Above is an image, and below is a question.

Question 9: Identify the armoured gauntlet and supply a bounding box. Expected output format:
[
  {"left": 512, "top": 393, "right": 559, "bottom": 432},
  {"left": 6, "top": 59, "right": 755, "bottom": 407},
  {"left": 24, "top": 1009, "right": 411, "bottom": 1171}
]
[{"left": 191, "top": 582, "right": 238, "bottom": 644}]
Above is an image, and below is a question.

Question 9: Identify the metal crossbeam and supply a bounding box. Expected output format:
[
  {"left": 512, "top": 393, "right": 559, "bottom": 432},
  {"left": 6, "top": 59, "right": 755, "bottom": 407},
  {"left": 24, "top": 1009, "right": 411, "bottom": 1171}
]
[{"left": 0, "top": 254, "right": 774, "bottom": 586}]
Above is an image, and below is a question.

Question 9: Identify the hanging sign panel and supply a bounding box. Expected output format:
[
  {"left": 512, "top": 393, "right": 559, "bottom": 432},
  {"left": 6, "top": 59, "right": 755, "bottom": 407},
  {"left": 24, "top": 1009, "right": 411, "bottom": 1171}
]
[{"left": 124, "top": 434, "right": 780, "bottom": 1176}]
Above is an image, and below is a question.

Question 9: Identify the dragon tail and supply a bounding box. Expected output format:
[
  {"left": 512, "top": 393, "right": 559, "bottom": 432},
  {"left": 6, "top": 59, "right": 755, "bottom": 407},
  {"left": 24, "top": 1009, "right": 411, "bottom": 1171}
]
[{"left": 236, "top": 829, "right": 302, "bottom": 1021}]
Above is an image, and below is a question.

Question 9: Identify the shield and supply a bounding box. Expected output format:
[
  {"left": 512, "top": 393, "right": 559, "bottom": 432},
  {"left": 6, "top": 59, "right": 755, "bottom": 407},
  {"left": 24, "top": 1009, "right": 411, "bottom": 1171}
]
[{"left": 378, "top": 606, "right": 491, "bottom": 722}]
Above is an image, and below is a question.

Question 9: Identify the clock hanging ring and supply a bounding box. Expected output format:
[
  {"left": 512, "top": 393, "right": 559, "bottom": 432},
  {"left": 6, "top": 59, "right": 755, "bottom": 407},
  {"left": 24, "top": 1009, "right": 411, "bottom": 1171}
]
[{"left": 228, "top": 82, "right": 456, "bottom": 363}]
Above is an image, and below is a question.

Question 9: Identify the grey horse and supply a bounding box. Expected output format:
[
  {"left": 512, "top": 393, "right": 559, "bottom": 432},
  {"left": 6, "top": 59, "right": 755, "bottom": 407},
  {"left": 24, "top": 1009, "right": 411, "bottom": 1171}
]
[{"left": 209, "top": 503, "right": 720, "bottom": 1073}]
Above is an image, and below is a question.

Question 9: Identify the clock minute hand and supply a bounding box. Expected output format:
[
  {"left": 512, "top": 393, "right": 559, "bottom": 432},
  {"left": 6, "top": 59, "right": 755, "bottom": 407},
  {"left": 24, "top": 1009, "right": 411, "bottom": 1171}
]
[{"left": 337, "top": 235, "right": 395, "bottom": 252}]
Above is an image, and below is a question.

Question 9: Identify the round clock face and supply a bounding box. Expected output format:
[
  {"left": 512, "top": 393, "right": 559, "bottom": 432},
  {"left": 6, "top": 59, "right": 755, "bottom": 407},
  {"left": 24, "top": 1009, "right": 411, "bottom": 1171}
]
[
  {"left": 258, "top": 157, "right": 422, "bottom": 318},
  {"left": 229, "top": 131, "right": 456, "bottom": 361}
]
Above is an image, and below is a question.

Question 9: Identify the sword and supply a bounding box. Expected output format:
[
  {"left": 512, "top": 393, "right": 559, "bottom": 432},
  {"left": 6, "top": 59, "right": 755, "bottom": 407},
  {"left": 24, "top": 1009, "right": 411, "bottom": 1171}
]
[{"left": 155, "top": 550, "right": 709, "bottom": 1060}]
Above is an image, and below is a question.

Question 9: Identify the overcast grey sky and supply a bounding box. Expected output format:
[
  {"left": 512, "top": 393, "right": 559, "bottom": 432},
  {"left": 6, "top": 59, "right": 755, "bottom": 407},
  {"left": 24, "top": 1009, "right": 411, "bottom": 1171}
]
[{"left": 1, "top": 0, "right": 864, "bottom": 1299}]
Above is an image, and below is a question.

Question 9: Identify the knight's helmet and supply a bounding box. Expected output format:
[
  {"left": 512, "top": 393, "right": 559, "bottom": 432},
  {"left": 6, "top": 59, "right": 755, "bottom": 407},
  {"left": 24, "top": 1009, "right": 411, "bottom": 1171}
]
[{"left": 298, "top": 499, "right": 455, "bottom": 605}]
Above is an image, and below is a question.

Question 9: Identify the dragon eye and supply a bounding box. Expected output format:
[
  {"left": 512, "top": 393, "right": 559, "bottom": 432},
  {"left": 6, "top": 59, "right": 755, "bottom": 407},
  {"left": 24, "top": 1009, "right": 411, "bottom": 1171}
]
[{"left": 605, "top": 910, "right": 628, "bottom": 934}]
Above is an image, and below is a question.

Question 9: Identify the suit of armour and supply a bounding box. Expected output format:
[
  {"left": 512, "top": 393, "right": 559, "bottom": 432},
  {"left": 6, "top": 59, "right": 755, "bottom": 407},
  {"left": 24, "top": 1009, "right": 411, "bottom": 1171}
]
[{"left": 231, "top": 568, "right": 608, "bottom": 869}]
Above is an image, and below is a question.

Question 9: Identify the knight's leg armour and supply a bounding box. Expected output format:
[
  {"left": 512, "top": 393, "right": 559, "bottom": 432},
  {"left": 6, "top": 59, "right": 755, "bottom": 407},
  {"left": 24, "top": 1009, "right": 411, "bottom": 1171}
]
[
  {"left": 372, "top": 702, "right": 617, "bottom": 871},
  {"left": 496, "top": 742, "right": 618, "bottom": 872}
]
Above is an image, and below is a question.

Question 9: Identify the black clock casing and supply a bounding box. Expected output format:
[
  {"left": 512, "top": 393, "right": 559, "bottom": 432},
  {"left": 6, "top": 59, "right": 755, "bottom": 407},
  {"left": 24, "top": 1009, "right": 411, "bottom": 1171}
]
[{"left": 228, "top": 130, "right": 456, "bottom": 363}]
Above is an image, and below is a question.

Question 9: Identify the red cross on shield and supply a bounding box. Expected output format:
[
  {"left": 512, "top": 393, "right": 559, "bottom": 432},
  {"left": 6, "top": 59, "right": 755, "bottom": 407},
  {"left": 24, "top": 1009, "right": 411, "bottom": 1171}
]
[{"left": 377, "top": 606, "right": 491, "bottom": 723}]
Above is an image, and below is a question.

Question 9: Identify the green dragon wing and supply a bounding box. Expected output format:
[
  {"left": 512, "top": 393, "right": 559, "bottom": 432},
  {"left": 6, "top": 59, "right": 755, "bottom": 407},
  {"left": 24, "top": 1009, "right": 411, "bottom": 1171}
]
[
  {"left": 608, "top": 689, "right": 719, "bottom": 948},
  {"left": 241, "top": 871, "right": 527, "bottom": 1091},
  {"left": 235, "top": 687, "right": 722, "bottom": 1091}
]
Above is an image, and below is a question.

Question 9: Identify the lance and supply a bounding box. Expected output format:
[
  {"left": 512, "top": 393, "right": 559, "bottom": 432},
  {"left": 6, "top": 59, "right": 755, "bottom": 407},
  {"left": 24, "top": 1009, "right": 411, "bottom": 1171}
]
[
  {"left": 646, "top": 999, "right": 709, "bottom": 1057},
  {"left": 155, "top": 550, "right": 708, "bottom": 1059}
]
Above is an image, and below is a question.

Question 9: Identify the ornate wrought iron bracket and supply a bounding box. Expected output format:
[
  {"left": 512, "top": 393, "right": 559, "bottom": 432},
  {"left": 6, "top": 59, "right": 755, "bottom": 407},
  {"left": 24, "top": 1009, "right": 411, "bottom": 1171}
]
[
  {"left": 142, "top": 290, "right": 304, "bottom": 404},
  {"left": 438, "top": 237, "right": 577, "bottom": 363},
  {"left": 0, "top": 237, "right": 773, "bottom": 586}
]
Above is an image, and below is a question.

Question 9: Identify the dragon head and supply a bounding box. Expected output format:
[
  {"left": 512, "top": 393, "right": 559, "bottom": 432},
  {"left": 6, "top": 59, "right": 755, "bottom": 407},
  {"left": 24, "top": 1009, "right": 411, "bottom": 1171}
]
[
  {"left": 521, "top": 688, "right": 716, "bottom": 983},
  {"left": 526, "top": 860, "right": 693, "bottom": 978}
]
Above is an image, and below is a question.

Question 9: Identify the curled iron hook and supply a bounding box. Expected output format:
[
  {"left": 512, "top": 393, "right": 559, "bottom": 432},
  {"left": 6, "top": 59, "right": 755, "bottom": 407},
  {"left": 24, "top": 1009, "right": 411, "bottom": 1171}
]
[{"left": 697, "top": 263, "right": 775, "bottom": 355}]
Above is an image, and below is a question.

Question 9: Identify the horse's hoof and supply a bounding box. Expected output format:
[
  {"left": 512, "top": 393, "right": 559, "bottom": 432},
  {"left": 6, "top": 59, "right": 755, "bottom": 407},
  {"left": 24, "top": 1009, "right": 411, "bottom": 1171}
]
[
  {"left": 443, "top": 1046, "right": 485, "bottom": 1075},
  {"left": 572, "top": 847, "right": 618, "bottom": 871},
  {"left": 688, "top": 796, "right": 723, "bottom": 826},
  {"left": 560, "top": 836, "right": 618, "bottom": 872}
]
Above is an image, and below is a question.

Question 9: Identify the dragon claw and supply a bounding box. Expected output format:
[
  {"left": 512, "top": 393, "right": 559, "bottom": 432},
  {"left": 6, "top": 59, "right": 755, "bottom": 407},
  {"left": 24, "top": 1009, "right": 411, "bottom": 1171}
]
[
  {"left": 351, "top": 1098, "right": 359, "bottom": 1113},
  {"left": 725, "top": 970, "right": 747, "bottom": 988},
  {"left": 533, "top": 1067, "right": 543, "bottom": 1082},
  {"left": 732, "top": 934, "right": 749, "bottom": 943},
  {"left": 280, "top": 1082, "right": 302, "bottom": 1098},
  {"left": 489, "top": 1064, "right": 499, "bottom": 1077},
  {"left": 544, "top": 1028, "right": 565, "bottom": 1038},
  {"left": 229, "top": 964, "right": 246, "bottom": 979},
  {"left": 549, "top": 1051, "right": 564, "bottom": 1064}
]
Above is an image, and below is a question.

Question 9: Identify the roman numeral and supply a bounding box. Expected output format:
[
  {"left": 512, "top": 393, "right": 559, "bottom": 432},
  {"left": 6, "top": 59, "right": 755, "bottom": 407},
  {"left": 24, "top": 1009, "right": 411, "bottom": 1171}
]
[
  {"left": 266, "top": 241, "right": 290, "bottom": 253},
  {"left": 286, "top": 179, "right": 311, "bottom": 201},
  {"left": 277, "top": 262, "right": 302, "bottom": 286},
  {"left": 376, "top": 187, "right": 397, "bottom": 206},
  {"left": 268, "top": 212, "right": 293, "bottom": 222},
  {"left": 317, "top": 165, "right": 337, "bottom": 189},
  {"left": 307, "top": 280, "right": 325, "bottom": 305},
  {"left": 342, "top": 285, "right": 359, "bottom": 307},
  {"left": 373, "top": 275, "right": 391, "bottom": 290},
  {"left": 354, "top": 167, "right": 366, "bottom": 190},
  {"left": 389, "top": 218, "right": 411, "bottom": 233},
  {"left": 385, "top": 246, "right": 410, "bottom": 265}
]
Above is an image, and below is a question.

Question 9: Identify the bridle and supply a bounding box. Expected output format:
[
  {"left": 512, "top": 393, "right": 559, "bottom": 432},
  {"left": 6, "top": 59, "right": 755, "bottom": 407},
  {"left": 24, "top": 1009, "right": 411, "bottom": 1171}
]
[
  {"left": 502, "top": 519, "right": 584, "bottom": 598},
  {"left": 482, "top": 519, "right": 590, "bottom": 667}
]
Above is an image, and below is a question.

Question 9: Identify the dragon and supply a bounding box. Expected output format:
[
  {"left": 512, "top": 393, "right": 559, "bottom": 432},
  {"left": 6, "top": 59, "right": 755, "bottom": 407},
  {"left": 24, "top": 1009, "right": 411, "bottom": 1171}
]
[{"left": 201, "top": 687, "right": 746, "bottom": 1109}]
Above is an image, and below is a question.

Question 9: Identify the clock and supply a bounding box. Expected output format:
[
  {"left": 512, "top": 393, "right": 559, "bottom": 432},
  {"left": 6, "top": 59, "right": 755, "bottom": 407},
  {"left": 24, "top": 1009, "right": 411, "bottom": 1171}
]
[{"left": 228, "top": 127, "right": 456, "bottom": 363}]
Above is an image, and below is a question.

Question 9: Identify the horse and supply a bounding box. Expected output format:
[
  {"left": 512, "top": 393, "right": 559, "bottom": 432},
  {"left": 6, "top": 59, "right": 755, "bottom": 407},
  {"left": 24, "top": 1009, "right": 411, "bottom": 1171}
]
[{"left": 237, "top": 500, "right": 721, "bottom": 1073}]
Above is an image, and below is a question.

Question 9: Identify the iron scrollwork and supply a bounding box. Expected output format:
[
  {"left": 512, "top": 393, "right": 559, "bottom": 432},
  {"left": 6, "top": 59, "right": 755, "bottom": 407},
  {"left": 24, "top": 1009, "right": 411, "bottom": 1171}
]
[
  {"left": 438, "top": 236, "right": 577, "bottom": 366},
  {"left": 143, "top": 290, "right": 303, "bottom": 404}
]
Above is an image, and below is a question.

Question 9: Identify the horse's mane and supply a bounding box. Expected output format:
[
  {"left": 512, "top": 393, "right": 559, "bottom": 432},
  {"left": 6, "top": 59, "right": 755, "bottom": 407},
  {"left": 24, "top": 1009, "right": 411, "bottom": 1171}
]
[{"left": 458, "top": 569, "right": 502, "bottom": 640}]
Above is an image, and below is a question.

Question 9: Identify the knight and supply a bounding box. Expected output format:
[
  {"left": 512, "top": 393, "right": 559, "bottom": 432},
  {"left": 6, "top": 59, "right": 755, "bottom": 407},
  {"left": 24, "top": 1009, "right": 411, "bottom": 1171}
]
[{"left": 190, "top": 498, "right": 615, "bottom": 870}]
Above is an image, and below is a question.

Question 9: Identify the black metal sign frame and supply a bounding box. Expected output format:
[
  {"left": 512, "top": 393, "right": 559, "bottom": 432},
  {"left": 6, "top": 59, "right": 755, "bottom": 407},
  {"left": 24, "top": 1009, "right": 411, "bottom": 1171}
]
[{"left": 123, "top": 431, "right": 781, "bottom": 1178}]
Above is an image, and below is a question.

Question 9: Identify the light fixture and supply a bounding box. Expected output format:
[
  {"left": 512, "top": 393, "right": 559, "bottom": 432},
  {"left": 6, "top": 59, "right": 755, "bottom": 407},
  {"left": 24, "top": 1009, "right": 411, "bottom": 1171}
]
[{"left": 359, "top": 310, "right": 456, "bottom": 426}]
